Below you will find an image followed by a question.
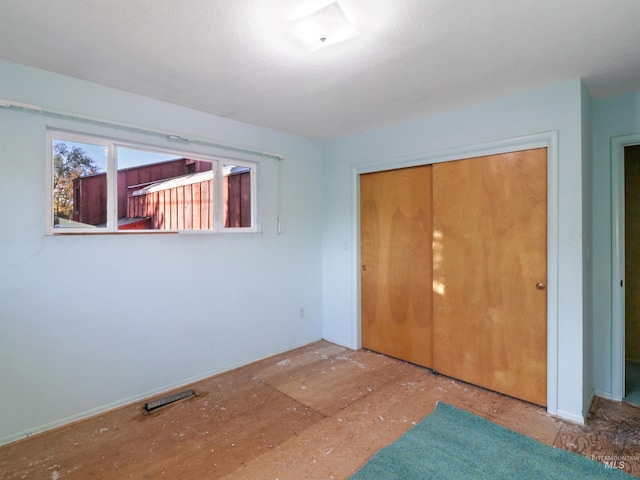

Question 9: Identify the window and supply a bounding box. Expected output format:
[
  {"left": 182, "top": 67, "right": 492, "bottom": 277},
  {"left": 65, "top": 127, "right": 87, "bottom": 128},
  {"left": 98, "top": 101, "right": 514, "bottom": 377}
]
[{"left": 46, "top": 131, "right": 257, "bottom": 234}]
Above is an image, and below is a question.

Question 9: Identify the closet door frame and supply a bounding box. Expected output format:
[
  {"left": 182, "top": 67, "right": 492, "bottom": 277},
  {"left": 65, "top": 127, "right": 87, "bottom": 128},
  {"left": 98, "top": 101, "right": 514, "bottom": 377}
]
[{"left": 352, "top": 131, "right": 559, "bottom": 415}]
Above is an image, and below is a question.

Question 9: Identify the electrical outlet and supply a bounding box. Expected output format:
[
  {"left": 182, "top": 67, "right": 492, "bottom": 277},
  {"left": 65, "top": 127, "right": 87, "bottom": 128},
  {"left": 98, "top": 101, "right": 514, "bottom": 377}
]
[{"left": 299, "top": 307, "right": 305, "bottom": 318}]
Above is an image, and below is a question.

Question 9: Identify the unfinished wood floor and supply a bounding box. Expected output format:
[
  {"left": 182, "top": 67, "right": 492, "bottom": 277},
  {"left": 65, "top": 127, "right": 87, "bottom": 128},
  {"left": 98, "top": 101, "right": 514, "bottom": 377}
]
[{"left": 2, "top": 340, "right": 639, "bottom": 479}]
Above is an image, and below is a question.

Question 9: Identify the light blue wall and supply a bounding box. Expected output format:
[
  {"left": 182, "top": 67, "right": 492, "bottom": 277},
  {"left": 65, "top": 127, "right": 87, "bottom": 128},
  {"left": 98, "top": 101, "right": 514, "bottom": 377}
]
[
  {"left": 581, "top": 82, "right": 594, "bottom": 415},
  {"left": 322, "top": 80, "right": 587, "bottom": 421},
  {"left": 0, "top": 61, "right": 324, "bottom": 444},
  {"left": 592, "top": 90, "right": 640, "bottom": 399}
]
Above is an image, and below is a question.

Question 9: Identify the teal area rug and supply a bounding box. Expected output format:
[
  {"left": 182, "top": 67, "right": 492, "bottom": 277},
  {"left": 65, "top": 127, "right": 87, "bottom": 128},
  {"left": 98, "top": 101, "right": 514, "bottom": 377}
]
[
  {"left": 625, "top": 360, "right": 640, "bottom": 405},
  {"left": 350, "top": 402, "right": 634, "bottom": 479}
]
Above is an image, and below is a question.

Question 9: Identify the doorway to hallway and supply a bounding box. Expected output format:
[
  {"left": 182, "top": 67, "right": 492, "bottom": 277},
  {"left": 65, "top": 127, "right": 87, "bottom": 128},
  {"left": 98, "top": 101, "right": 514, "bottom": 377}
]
[{"left": 624, "top": 144, "right": 640, "bottom": 405}]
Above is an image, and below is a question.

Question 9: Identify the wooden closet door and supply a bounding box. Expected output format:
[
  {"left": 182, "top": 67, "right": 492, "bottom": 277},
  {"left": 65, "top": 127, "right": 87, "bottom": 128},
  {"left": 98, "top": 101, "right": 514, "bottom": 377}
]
[
  {"left": 432, "top": 148, "right": 548, "bottom": 406},
  {"left": 360, "top": 165, "right": 433, "bottom": 368}
]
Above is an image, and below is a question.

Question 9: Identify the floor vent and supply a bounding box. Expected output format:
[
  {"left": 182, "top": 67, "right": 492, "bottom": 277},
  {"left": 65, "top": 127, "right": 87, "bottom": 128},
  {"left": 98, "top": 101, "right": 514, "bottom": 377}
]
[{"left": 142, "top": 389, "right": 196, "bottom": 414}]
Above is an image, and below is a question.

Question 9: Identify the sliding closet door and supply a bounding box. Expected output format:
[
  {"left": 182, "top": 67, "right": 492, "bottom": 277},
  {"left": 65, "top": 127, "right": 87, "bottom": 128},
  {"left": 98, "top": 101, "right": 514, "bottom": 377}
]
[
  {"left": 432, "top": 148, "right": 547, "bottom": 406},
  {"left": 360, "top": 165, "right": 433, "bottom": 368}
]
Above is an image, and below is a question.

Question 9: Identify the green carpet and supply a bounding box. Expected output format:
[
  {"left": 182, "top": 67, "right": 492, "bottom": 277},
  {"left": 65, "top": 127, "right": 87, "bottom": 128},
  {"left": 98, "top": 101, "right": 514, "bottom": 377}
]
[
  {"left": 625, "top": 360, "right": 640, "bottom": 405},
  {"left": 350, "top": 402, "right": 634, "bottom": 479}
]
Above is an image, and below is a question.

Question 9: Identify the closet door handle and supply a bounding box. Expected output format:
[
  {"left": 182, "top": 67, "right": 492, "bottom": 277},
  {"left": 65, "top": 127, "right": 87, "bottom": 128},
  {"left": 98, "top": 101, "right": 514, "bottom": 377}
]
[{"left": 535, "top": 282, "right": 546, "bottom": 290}]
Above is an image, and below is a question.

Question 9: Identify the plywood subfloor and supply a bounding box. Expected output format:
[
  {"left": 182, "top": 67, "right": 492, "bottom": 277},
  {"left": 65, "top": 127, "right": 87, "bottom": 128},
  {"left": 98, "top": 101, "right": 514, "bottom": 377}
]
[{"left": 1, "top": 341, "right": 639, "bottom": 479}]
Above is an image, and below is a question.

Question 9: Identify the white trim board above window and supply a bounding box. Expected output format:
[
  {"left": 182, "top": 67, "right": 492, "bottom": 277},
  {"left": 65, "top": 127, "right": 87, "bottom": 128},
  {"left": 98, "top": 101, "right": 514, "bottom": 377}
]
[{"left": 46, "top": 130, "right": 258, "bottom": 235}]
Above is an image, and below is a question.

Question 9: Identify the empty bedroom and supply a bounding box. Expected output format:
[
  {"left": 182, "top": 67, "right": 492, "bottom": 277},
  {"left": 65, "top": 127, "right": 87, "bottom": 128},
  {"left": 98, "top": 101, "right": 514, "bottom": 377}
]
[{"left": 1, "top": 1, "right": 640, "bottom": 478}]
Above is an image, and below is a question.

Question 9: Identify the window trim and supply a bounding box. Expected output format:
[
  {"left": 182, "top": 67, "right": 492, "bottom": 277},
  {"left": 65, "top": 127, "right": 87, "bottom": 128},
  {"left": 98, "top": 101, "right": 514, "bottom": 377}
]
[
  {"left": 220, "top": 158, "right": 258, "bottom": 233},
  {"left": 46, "top": 129, "right": 259, "bottom": 235}
]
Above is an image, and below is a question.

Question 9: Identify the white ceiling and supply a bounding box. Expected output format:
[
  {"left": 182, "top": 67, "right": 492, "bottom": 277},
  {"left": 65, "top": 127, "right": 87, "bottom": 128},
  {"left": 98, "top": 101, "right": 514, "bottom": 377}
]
[{"left": 1, "top": 0, "right": 639, "bottom": 140}]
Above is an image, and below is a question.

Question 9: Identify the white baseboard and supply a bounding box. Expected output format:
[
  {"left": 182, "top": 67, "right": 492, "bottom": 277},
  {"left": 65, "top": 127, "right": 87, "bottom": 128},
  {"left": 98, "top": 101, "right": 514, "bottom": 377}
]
[
  {"left": 593, "top": 389, "right": 616, "bottom": 401},
  {"left": 555, "top": 409, "right": 586, "bottom": 425}
]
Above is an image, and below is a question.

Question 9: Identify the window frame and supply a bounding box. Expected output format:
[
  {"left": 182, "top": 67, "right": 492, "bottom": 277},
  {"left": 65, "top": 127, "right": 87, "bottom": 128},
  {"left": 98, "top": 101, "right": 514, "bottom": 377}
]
[{"left": 45, "top": 129, "right": 259, "bottom": 235}]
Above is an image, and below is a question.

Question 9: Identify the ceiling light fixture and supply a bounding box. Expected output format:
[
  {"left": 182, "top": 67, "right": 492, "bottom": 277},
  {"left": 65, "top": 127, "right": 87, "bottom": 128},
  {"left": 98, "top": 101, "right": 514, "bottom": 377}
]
[{"left": 285, "top": 1, "right": 360, "bottom": 52}]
